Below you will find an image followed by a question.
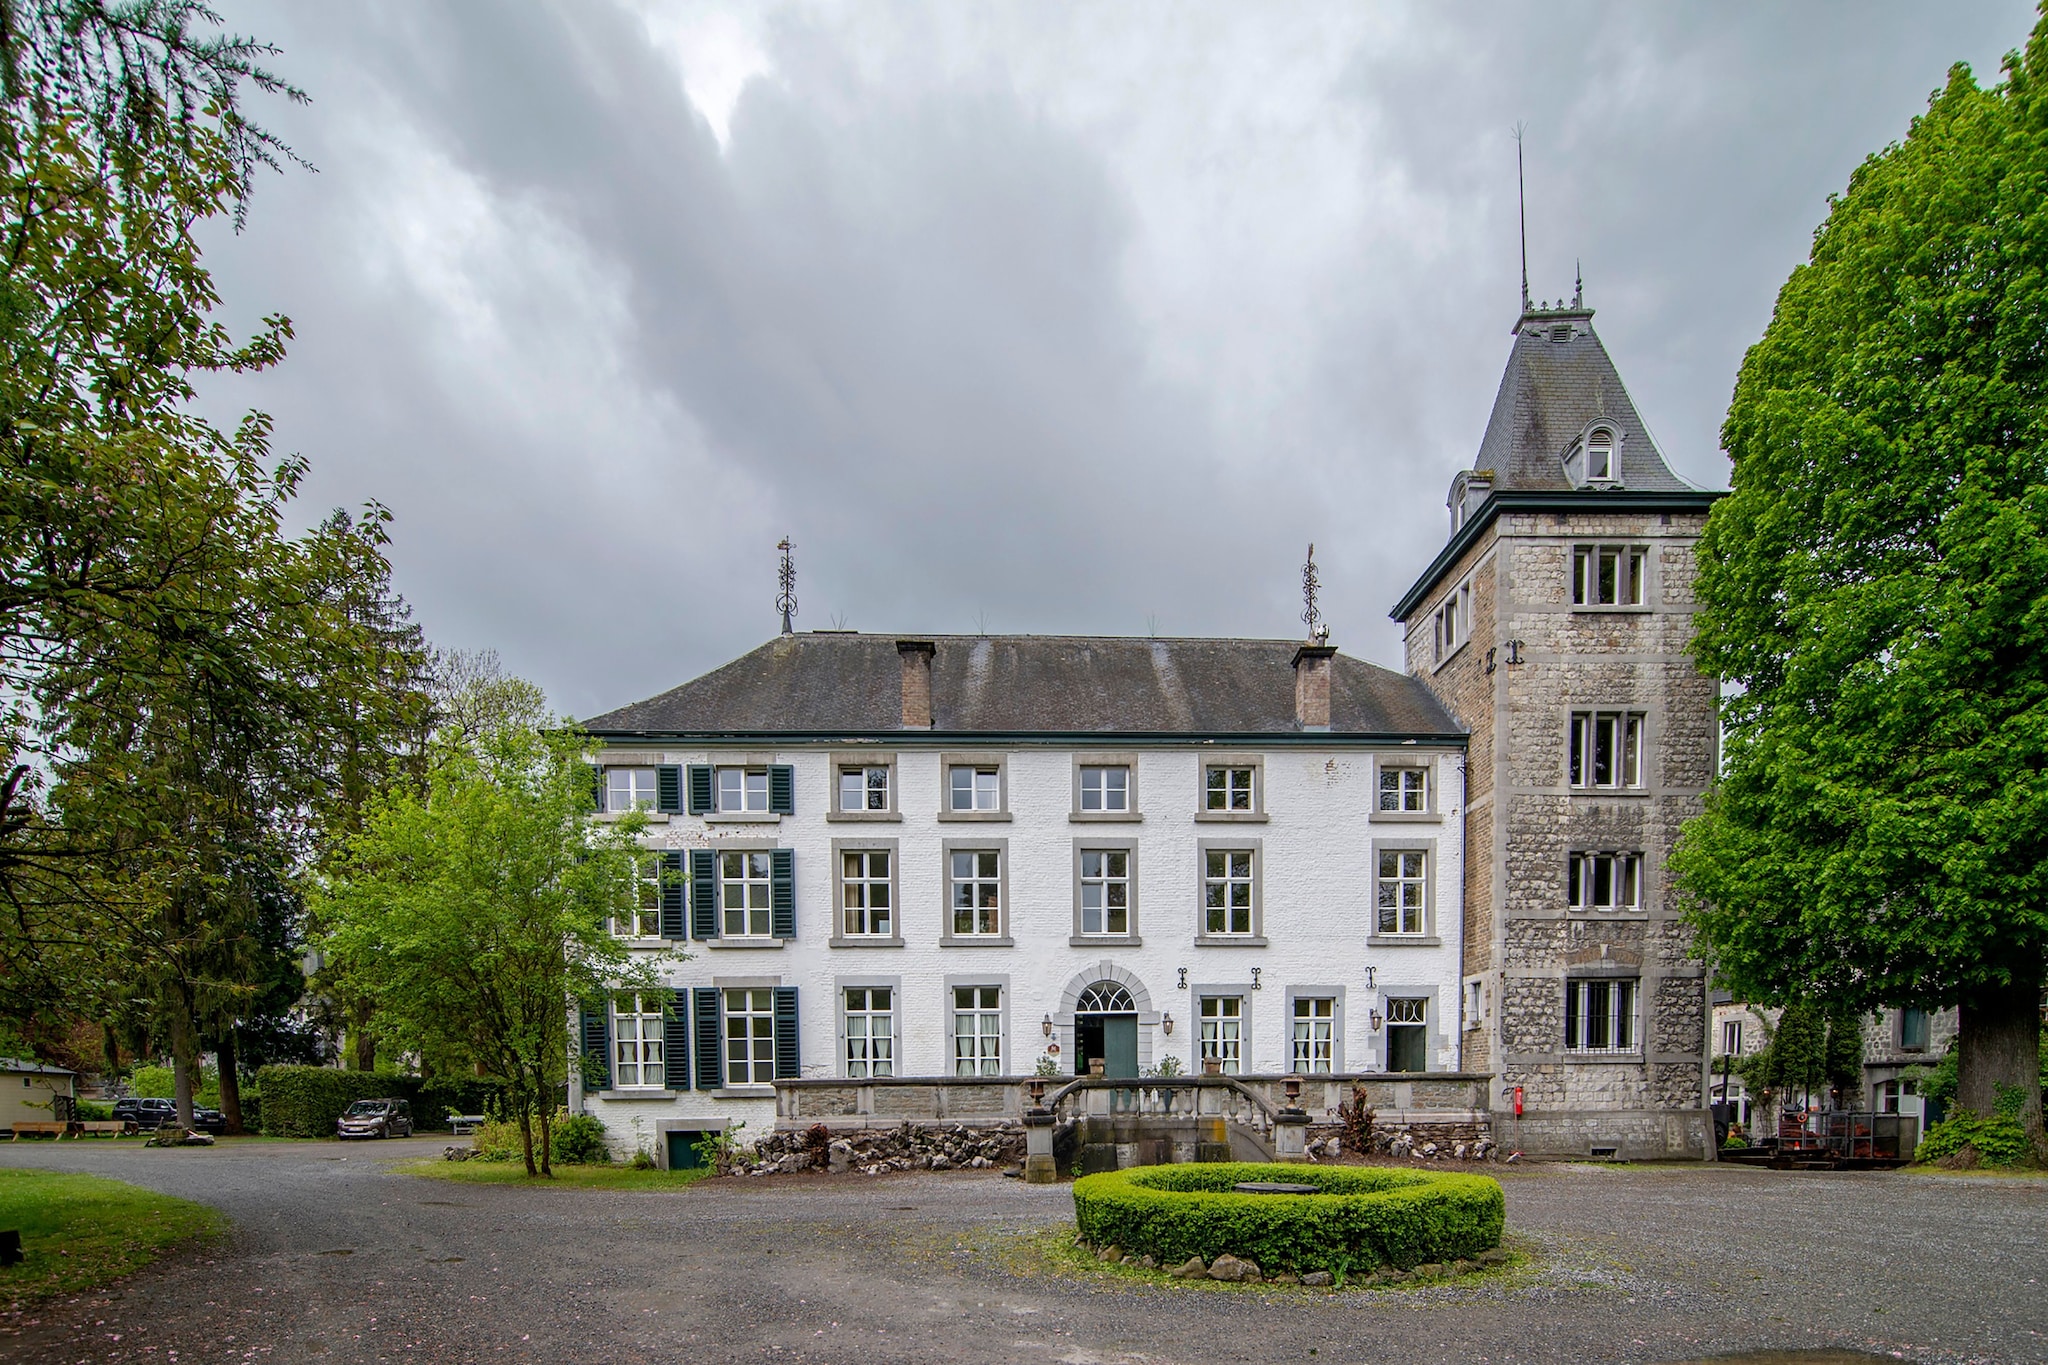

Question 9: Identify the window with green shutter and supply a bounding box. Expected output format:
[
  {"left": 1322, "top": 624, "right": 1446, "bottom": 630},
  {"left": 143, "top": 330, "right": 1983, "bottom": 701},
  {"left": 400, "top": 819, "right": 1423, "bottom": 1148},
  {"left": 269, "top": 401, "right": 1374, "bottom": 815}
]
[
  {"left": 690, "top": 849, "right": 718, "bottom": 938},
  {"left": 664, "top": 990, "right": 692, "bottom": 1091},
  {"left": 774, "top": 986, "right": 800, "bottom": 1079},
  {"left": 769, "top": 765, "right": 795, "bottom": 815},
  {"left": 692, "top": 988, "right": 723, "bottom": 1090},
  {"left": 770, "top": 848, "right": 795, "bottom": 938},
  {"left": 687, "top": 765, "right": 714, "bottom": 815},
  {"left": 656, "top": 765, "right": 682, "bottom": 814},
  {"left": 579, "top": 1001, "right": 611, "bottom": 1091},
  {"left": 658, "top": 851, "right": 687, "bottom": 939}
]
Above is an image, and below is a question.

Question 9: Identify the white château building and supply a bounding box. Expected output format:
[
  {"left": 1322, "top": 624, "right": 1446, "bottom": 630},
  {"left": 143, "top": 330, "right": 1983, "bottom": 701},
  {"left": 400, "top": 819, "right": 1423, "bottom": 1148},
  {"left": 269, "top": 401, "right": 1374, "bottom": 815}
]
[{"left": 574, "top": 634, "right": 1470, "bottom": 1166}]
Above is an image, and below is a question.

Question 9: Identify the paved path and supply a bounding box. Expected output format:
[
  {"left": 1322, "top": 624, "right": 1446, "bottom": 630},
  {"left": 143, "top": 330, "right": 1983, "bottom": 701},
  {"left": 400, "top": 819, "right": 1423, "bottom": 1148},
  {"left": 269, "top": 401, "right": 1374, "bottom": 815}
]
[{"left": 2, "top": 1138, "right": 2044, "bottom": 1363}]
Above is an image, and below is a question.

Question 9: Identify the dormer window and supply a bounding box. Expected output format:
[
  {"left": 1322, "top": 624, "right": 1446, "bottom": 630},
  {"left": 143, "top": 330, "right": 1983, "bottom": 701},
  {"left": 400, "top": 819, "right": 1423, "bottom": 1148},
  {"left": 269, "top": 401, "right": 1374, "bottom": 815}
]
[
  {"left": 1563, "top": 424, "right": 1621, "bottom": 489},
  {"left": 1585, "top": 427, "right": 1616, "bottom": 482}
]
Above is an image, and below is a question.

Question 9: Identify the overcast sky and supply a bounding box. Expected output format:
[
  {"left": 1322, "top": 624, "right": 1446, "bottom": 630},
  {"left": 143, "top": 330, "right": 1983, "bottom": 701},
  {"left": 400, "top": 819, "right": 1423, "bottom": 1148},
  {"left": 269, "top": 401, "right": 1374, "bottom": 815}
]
[{"left": 199, "top": 2, "right": 2035, "bottom": 720}]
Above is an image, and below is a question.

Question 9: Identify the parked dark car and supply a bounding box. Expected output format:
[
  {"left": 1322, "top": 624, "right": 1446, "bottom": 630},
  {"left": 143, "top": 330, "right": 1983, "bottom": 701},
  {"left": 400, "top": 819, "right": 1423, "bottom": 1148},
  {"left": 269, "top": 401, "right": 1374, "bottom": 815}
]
[
  {"left": 337, "top": 1098, "right": 413, "bottom": 1140},
  {"left": 112, "top": 1097, "right": 229, "bottom": 1133},
  {"left": 111, "top": 1096, "right": 176, "bottom": 1129}
]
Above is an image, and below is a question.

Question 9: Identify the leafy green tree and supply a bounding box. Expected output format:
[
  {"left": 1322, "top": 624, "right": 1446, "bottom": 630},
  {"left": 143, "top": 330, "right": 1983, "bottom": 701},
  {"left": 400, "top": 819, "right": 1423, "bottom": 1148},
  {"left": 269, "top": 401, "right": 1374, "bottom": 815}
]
[
  {"left": 0, "top": 4, "right": 432, "bottom": 1127},
  {"left": 1675, "top": 15, "right": 2048, "bottom": 1156},
  {"left": 316, "top": 683, "right": 667, "bottom": 1176}
]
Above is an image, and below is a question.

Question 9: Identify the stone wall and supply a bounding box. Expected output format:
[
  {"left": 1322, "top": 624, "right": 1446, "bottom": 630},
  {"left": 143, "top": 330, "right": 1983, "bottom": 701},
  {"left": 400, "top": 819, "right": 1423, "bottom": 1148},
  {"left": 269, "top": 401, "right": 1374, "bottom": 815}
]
[
  {"left": 1403, "top": 505, "right": 1716, "bottom": 1157},
  {"left": 743, "top": 1121, "right": 1024, "bottom": 1175}
]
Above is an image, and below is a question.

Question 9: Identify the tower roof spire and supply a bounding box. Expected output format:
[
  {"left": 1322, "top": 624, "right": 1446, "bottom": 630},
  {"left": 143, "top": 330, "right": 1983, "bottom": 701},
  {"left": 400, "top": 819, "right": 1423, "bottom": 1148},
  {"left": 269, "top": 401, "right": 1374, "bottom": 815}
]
[{"left": 1514, "top": 122, "right": 1530, "bottom": 315}]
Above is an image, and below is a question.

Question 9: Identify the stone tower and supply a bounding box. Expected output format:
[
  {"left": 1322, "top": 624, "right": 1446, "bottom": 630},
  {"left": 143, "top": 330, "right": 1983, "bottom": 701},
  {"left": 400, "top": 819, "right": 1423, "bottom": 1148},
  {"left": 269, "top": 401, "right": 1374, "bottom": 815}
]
[{"left": 1391, "top": 298, "right": 1723, "bottom": 1159}]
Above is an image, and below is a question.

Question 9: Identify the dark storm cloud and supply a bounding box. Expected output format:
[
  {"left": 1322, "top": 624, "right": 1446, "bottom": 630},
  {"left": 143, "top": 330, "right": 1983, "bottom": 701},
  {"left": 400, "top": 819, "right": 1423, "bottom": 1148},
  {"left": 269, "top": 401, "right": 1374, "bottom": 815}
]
[{"left": 197, "top": 2, "right": 2035, "bottom": 718}]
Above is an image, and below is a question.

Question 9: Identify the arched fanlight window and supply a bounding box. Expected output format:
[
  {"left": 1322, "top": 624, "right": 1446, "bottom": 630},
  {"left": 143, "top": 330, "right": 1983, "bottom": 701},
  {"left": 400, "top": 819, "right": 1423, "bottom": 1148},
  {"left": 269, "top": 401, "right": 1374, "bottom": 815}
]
[
  {"left": 1586, "top": 427, "right": 1616, "bottom": 482},
  {"left": 1075, "top": 983, "right": 1137, "bottom": 1014}
]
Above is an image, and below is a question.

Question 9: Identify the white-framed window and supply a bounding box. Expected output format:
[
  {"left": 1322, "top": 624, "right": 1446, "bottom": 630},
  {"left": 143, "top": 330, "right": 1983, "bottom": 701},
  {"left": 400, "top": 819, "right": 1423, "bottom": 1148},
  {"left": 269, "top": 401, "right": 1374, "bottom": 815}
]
[
  {"left": 1078, "top": 849, "right": 1129, "bottom": 936},
  {"left": 1434, "top": 579, "right": 1472, "bottom": 664},
  {"left": 1292, "top": 997, "right": 1334, "bottom": 1074},
  {"left": 1565, "top": 978, "right": 1638, "bottom": 1053},
  {"left": 1203, "top": 849, "right": 1255, "bottom": 936},
  {"left": 720, "top": 850, "right": 773, "bottom": 936},
  {"left": 1875, "top": 1078, "right": 1917, "bottom": 1113},
  {"left": 844, "top": 987, "right": 893, "bottom": 1078},
  {"left": 1376, "top": 849, "right": 1427, "bottom": 935},
  {"left": 948, "top": 765, "right": 1001, "bottom": 812},
  {"left": 840, "top": 849, "right": 892, "bottom": 936},
  {"left": 611, "top": 994, "right": 665, "bottom": 1088},
  {"left": 723, "top": 988, "right": 777, "bottom": 1085},
  {"left": 607, "top": 768, "right": 657, "bottom": 813},
  {"left": 1568, "top": 852, "right": 1642, "bottom": 911},
  {"left": 838, "top": 765, "right": 890, "bottom": 812},
  {"left": 949, "top": 849, "right": 1002, "bottom": 936},
  {"left": 1378, "top": 767, "right": 1427, "bottom": 813},
  {"left": 1585, "top": 427, "right": 1616, "bottom": 482},
  {"left": 1720, "top": 1019, "right": 1743, "bottom": 1057},
  {"left": 1204, "top": 766, "right": 1254, "bottom": 812},
  {"left": 716, "top": 767, "right": 770, "bottom": 813},
  {"left": 1201, "top": 996, "right": 1243, "bottom": 1075},
  {"left": 952, "top": 985, "right": 1002, "bottom": 1076},
  {"left": 1573, "top": 545, "right": 1647, "bottom": 607},
  {"left": 1079, "top": 765, "right": 1130, "bottom": 813},
  {"left": 612, "top": 854, "right": 662, "bottom": 938},
  {"left": 1569, "top": 711, "right": 1645, "bottom": 790}
]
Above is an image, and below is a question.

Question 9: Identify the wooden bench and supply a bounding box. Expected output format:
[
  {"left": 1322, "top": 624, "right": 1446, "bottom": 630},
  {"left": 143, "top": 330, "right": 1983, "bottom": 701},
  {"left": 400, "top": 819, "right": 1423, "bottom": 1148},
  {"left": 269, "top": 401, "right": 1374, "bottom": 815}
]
[
  {"left": 8, "top": 1122, "right": 70, "bottom": 1140},
  {"left": 78, "top": 1121, "right": 132, "bottom": 1138},
  {"left": 448, "top": 1114, "right": 488, "bottom": 1136}
]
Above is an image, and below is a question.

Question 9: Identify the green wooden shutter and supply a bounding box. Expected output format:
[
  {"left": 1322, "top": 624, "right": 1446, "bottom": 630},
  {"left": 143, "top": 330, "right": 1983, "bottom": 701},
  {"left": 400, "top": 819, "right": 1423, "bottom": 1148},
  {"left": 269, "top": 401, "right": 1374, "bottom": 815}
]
[
  {"left": 693, "top": 987, "right": 723, "bottom": 1090},
  {"left": 656, "top": 765, "right": 682, "bottom": 814},
  {"left": 773, "top": 985, "right": 800, "bottom": 1079},
  {"left": 770, "top": 848, "right": 795, "bottom": 939},
  {"left": 579, "top": 1001, "right": 611, "bottom": 1091},
  {"left": 664, "top": 990, "right": 692, "bottom": 1091},
  {"left": 768, "top": 764, "right": 795, "bottom": 815},
  {"left": 589, "top": 765, "right": 607, "bottom": 814},
  {"left": 658, "top": 851, "right": 687, "bottom": 940},
  {"left": 687, "top": 765, "right": 714, "bottom": 814},
  {"left": 690, "top": 849, "right": 718, "bottom": 938}
]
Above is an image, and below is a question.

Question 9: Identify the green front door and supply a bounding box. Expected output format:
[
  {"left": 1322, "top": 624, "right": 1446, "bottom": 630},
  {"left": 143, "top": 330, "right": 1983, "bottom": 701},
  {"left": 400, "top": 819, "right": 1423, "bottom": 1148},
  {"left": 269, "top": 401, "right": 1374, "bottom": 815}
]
[{"left": 1102, "top": 1016, "right": 1139, "bottom": 1079}]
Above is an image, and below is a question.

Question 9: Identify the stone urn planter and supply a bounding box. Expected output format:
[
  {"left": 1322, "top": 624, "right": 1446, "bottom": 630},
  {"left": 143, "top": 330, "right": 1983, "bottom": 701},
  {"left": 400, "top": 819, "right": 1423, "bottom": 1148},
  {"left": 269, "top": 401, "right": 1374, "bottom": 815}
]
[
  {"left": 1202, "top": 1057, "right": 1223, "bottom": 1076},
  {"left": 1089, "top": 1058, "right": 1106, "bottom": 1077}
]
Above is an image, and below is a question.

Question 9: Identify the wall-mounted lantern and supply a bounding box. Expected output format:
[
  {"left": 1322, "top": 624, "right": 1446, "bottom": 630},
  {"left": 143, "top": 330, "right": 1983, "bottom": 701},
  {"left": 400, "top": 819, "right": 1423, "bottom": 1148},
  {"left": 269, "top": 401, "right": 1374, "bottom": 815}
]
[{"left": 1162, "top": 1012, "right": 1175, "bottom": 1035}]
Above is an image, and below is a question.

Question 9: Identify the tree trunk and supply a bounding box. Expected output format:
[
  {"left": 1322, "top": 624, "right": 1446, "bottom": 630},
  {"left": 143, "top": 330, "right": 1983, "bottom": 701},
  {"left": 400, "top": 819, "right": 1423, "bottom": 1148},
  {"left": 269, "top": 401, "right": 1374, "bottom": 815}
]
[
  {"left": 516, "top": 1106, "right": 537, "bottom": 1177},
  {"left": 168, "top": 1007, "right": 197, "bottom": 1131},
  {"left": 537, "top": 1091, "right": 553, "bottom": 1178},
  {"left": 217, "top": 1029, "right": 244, "bottom": 1135},
  {"left": 1957, "top": 976, "right": 2044, "bottom": 1154},
  {"left": 350, "top": 998, "right": 376, "bottom": 1071}
]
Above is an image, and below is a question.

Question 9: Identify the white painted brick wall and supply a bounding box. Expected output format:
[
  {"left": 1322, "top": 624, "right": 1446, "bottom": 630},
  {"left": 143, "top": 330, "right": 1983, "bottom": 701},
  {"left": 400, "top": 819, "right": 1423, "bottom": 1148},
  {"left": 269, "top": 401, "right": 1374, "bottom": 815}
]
[{"left": 583, "top": 744, "right": 1468, "bottom": 1155}]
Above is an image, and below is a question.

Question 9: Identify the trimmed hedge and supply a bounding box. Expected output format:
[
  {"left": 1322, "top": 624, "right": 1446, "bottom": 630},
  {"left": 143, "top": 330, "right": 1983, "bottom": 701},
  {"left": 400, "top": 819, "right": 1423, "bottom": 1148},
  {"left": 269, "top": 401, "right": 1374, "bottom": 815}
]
[
  {"left": 1071, "top": 1162, "right": 1504, "bottom": 1275},
  {"left": 254, "top": 1066, "right": 504, "bottom": 1138}
]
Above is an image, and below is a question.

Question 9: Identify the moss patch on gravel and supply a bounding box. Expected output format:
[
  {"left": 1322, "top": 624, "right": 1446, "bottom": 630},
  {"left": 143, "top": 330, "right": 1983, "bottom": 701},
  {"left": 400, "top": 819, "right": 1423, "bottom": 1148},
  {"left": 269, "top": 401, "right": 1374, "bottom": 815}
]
[
  {"left": 395, "top": 1158, "right": 711, "bottom": 1190},
  {"left": 0, "top": 1168, "right": 224, "bottom": 1307}
]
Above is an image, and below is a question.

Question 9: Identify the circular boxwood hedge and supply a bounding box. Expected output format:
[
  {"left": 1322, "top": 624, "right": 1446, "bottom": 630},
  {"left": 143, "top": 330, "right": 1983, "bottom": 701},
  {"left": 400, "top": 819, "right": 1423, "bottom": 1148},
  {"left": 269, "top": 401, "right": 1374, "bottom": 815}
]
[{"left": 1071, "top": 1162, "right": 1504, "bottom": 1277}]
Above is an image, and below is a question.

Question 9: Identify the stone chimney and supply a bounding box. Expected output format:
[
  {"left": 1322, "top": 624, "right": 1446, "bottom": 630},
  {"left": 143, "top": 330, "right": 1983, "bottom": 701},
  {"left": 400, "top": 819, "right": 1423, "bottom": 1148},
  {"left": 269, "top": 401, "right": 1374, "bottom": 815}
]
[
  {"left": 1292, "top": 642, "right": 1336, "bottom": 731},
  {"left": 897, "top": 640, "right": 935, "bottom": 729}
]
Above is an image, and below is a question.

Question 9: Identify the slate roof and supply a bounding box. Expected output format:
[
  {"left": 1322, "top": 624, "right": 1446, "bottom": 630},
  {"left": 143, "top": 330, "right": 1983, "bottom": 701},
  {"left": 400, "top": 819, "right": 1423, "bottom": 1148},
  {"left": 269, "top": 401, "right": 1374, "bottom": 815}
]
[
  {"left": 0, "top": 1056, "right": 75, "bottom": 1075},
  {"left": 1473, "top": 307, "right": 1696, "bottom": 493},
  {"left": 584, "top": 634, "right": 1462, "bottom": 740}
]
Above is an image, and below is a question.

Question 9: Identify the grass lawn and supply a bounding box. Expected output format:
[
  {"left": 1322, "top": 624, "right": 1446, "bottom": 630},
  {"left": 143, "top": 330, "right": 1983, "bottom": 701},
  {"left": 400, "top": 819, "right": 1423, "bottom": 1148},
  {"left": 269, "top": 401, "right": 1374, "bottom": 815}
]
[
  {"left": 396, "top": 1157, "right": 712, "bottom": 1190},
  {"left": 0, "top": 1168, "right": 223, "bottom": 1306}
]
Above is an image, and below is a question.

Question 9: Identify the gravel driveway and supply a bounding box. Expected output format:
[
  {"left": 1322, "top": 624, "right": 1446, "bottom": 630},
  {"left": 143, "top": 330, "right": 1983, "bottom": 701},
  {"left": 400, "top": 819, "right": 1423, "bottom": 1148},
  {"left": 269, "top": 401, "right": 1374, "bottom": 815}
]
[{"left": 1, "top": 1138, "right": 2043, "bottom": 1364}]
